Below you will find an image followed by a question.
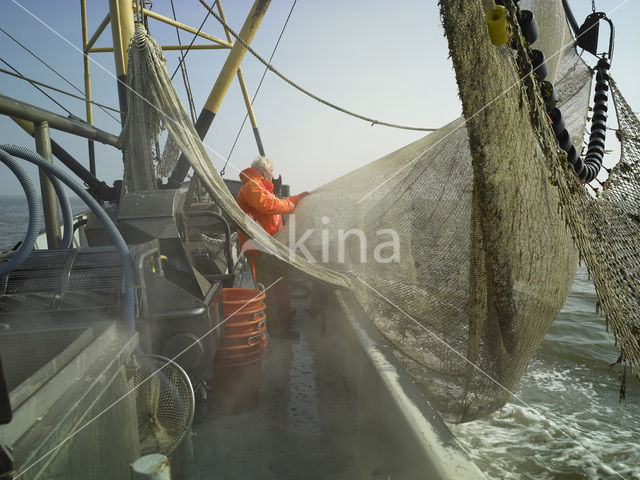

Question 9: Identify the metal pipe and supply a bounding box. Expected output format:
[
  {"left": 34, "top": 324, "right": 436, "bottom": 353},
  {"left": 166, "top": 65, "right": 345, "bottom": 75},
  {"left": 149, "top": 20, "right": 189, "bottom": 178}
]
[
  {"left": 236, "top": 71, "right": 260, "bottom": 130},
  {"left": 109, "top": 0, "right": 135, "bottom": 121},
  {"left": 217, "top": 1, "right": 265, "bottom": 155},
  {"left": 188, "top": 211, "right": 234, "bottom": 273},
  {"left": 89, "top": 44, "right": 227, "bottom": 53},
  {"left": 167, "top": 0, "right": 271, "bottom": 187},
  {"left": 140, "top": 8, "right": 232, "bottom": 48},
  {"left": 34, "top": 122, "right": 62, "bottom": 249},
  {"left": 151, "top": 307, "right": 207, "bottom": 320},
  {"left": 202, "top": 0, "right": 271, "bottom": 118},
  {"left": 561, "top": 0, "right": 580, "bottom": 38},
  {"left": 135, "top": 247, "right": 160, "bottom": 319},
  {"left": 81, "top": 0, "right": 97, "bottom": 175},
  {"left": 0, "top": 94, "right": 120, "bottom": 146},
  {"left": 84, "top": 13, "right": 111, "bottom": 53},
  {"left": 10, "top": 116, "right": 116, "bottom": 201}
]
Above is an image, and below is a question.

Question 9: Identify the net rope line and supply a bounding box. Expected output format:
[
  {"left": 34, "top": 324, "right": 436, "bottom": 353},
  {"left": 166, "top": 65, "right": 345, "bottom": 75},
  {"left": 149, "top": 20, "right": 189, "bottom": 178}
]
[
  {"left": 14, "top": 277, "right": 283, "bottom": 479},
  {"left": 4, "top": 0, "right": 626, "bottom": 206},
  {"left": 0, "top": 25, "right": 122, "bottom": 123},
  {"left": 169, "top": 0, "right": 198, "bottom": 124},
  {"left": 0, "top": 58, "right": 73, "bottom": 117},
  {"left": 169, "top": 0, "right": 215, "bottom": 81},
  {"left": 197, "top": 0, "right": 438, "bottom": 133},
  {"left": 354, "top": 275, "right": 625, "bottom": 478},
  {"left": 220, "top": 0, "right": 298, "bottom": 177}
]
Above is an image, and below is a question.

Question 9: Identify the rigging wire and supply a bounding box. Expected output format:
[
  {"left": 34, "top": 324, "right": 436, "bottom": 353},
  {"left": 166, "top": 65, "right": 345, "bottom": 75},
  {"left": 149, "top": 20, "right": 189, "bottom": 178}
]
[
  {"left": 169, "top": 0, "right": 198, "bottom": 124},
  {"left": 0, "top": 57, "right": 73, "bottom": 116},
  {"left": 198, "top": 0, "right": 438, "bottom": 133},
  {"left": 0, "top": 25, "right": 121, "bottom": 124},
  {"left": 0, "top": 65, "right": 124, "bottom": 115},
  {"left": 169, "top": 0, "right": 216, "bottom": 81},
  {"left": 220, "top": 0, "right": 298, "bottom": 176}
]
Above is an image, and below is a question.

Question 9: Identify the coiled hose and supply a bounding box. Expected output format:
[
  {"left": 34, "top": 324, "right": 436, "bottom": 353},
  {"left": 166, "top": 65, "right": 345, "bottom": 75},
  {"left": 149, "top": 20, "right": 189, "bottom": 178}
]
[
  {"left": 0, "top": 145, "right": 137, "bottom": 331},
  {"left": 0, "top": 149, "right": 42, "bottom": 277}
]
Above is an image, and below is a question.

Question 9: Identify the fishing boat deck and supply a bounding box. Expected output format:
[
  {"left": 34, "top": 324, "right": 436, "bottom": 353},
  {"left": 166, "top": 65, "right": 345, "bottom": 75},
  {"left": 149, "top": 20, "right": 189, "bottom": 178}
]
[
  {"left": 192, "top": 295, "right": 357, "bottom": 479},
  {"left": 187, "top": 278, "right": 485, "bottom": 480}
]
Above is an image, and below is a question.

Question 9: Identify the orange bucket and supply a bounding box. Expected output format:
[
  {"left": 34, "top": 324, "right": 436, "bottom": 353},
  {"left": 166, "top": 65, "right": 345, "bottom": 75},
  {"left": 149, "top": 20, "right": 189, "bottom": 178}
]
[
  {"left": 224, "top": 312, "right": 266, "bottom": 335},
  {"left": 223, "top": 301, "right": 266, "bottom": 322},
  {"left": 222, "top": 288, "right": 265, "bottom": 310},
  {"left": 220, "top": 322, "right": 267, "bottom": 347},
  {"left": 209, "top": 288, "right": 269, "bottom": 414},
  {"left": 216, "top": 333, "right": 265, "bottom": 356}
]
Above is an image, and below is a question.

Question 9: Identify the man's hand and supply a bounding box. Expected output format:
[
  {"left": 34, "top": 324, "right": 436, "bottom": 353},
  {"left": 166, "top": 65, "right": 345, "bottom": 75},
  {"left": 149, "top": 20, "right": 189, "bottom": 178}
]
[{"left": 300, "top": 191, "right": 311, "bottom": 199}]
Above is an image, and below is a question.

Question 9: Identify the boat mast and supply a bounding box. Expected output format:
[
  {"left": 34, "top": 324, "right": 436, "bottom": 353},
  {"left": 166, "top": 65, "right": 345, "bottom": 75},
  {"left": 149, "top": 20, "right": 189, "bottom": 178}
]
[{"left": 108, "top": 0, "right": 135, "bottom": 124}]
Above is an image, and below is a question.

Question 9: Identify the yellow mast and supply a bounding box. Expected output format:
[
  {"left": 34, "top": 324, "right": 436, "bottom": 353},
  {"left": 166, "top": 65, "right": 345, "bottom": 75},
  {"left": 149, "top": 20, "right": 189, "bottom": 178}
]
[{"left": 167, "top": 0, "right": 271, "bottom": 187}]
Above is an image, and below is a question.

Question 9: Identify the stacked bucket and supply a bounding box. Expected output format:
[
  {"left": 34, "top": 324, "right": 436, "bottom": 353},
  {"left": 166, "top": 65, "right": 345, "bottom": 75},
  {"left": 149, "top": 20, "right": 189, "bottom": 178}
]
[{"left": 209, "top": 288, "right": 267, "bottom": 414}]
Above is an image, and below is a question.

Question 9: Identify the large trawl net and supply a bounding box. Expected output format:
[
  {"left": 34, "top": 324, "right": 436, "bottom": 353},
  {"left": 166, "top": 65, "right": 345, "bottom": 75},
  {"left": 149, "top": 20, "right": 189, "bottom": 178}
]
[
  {"left": 122, "top": 0, "right": 640, "bottom": 424},
  {"left": 279, "top": 0, "right": 588, "bottom": 421}
]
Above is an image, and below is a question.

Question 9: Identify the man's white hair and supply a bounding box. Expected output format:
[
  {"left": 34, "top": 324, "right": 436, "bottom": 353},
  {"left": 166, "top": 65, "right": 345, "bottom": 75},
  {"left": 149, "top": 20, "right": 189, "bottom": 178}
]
[{"left": 251, "top": 156, "right": 274, "bottom": 175}]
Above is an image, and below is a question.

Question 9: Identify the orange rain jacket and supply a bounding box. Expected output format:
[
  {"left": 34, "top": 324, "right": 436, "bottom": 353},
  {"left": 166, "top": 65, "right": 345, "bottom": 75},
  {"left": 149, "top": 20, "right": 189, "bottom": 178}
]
[{"left": 236, "top": 167, "right": 301, "bottom": 253}]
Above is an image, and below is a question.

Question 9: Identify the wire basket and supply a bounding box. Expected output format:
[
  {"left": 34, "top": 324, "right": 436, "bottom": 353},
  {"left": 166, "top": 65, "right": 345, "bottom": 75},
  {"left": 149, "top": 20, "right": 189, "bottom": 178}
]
[{"left": 134, "top": 354, "right": 195, "bottom": 456}]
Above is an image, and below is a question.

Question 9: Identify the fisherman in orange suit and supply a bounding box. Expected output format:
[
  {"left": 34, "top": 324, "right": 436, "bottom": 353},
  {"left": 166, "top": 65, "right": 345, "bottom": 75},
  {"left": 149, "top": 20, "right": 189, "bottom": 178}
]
[{"left": 236, "top": 156, "right": 309, "bottom": 339}]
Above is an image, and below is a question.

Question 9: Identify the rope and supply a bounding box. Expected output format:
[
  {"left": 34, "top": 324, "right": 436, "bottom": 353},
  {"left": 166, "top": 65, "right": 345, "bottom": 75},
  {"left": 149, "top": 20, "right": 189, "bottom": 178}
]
[
  {"left": 0, "top": 64, "right": 123, "bottom": 115},
  {"left": 169, "top": 1, "right": 216, "bottom": 81},
  {"left": 169, "top": 0, "right": 198, "bottom": 124},
  {"left": 0, "top": 58, "right": 72, "bottom": 116},
  {"left": 0, "top": 26, "right": 121, "bottom": 123},
  {"left": 220, "top": 0, "right": 298, "bottom": 176},
  {"left": 198, "top": 0, "right": 438, "bottom": 133}
]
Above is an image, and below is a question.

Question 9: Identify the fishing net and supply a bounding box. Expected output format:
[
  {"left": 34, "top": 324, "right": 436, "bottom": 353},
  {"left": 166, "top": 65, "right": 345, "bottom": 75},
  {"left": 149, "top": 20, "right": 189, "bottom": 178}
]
[
  {"left": 121, "top": 0, "right": 640, "bottom": 424},
  {"left": 431, "top": 0, "right": 640, "bottom": 420},
  {"left": 569, "top": 80, "right": 640, "bottom": 385},
  {"left": 120, "top": 30, "right": 161, "bottom": 194}
]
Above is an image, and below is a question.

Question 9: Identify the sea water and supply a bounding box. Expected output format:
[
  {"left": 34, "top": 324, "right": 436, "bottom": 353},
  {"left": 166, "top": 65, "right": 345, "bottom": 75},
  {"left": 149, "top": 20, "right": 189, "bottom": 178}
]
[
  {"left": 453, "top": 268, "right": 640, "bottom": 479},
  {"left": 1, "top": 195, "right": 638, "bottom": 479},
  {"left": 0, "top": 195, "right": 87, "bottom": 249}
]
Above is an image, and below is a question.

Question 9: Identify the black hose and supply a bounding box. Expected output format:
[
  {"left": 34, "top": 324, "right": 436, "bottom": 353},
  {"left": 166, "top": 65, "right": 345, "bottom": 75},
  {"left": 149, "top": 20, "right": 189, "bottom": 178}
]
[
  {"left": 521, "top": 6, "right": 611, "bottom": 183},
  {"left": 581, "top": 58, "right": 610, "bottom": 182}
]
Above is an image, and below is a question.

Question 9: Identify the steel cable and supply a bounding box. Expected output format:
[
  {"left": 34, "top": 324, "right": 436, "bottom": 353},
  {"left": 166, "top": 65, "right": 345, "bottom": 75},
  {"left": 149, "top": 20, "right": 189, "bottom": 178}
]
[{"left": 198, "top": 0, "right": 438, "bottom": 133}]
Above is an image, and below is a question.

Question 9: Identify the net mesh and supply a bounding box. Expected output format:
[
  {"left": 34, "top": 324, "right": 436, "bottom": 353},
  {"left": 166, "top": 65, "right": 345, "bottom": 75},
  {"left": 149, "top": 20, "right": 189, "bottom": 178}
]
[
  {"left": 570, "top": 79, "right": 640, "bottom": 377},
  {"left": 134, "top": 355, "right": 194, "bottom": 456},
  {"left": 121, "top": 0, "right": 640, "bottom": 424}
]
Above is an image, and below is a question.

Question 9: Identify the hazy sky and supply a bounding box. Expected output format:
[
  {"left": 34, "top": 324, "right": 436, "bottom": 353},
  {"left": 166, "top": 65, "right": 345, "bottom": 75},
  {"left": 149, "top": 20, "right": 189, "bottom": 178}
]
[{"left": 0, "top": 0, "right": 638, "bottom": 196}]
